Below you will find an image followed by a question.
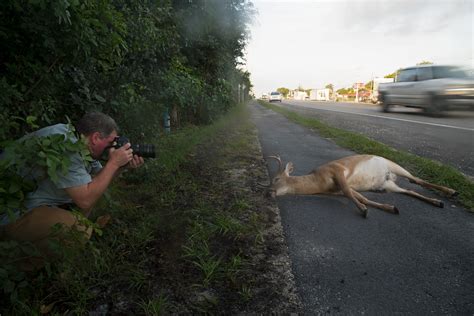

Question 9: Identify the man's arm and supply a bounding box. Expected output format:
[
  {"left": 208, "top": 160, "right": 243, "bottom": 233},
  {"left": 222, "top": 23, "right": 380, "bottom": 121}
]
[{"left": 65, "top": 144, "right": 135, "bottom": 215}]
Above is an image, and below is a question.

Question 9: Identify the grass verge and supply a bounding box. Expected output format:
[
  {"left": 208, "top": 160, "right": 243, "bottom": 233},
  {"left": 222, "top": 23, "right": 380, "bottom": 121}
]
[
  {"left": 1, "top": 103, "right": 300, "bottom": 314},
  {"left": 259, "top": 100, "right": 474, "bottom": 211}
]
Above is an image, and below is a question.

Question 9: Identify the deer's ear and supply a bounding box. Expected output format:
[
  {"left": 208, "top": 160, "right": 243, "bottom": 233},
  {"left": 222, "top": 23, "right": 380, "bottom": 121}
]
[{"left": 284, "top": 162, "right": 294, "bottom": 175}]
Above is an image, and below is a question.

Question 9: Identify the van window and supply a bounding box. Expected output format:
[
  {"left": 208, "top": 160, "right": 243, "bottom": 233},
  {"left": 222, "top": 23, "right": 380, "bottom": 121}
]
[
  {"left": 397, "top": 68, "right": 417, "bottom": 82},
  {"left": 417, "top": 67, "right": 433, "bottom": 81},
  {"left": 432, "top": 66, "right": 468, "bottom": 79}
]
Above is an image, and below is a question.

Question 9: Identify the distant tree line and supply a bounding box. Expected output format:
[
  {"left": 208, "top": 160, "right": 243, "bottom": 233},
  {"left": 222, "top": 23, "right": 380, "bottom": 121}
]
[{"left": 0, "top": 0, "right": 255, "bottom": 141}]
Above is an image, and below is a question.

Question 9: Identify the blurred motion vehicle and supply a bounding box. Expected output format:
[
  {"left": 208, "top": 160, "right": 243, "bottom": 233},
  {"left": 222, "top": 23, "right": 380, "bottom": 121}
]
[
  {"left": 371, "top": 77, "right": 394, "bottom": 104},
  {"left": 261, "top": 93, "right": 269, "bottom": 100},
  {"left": 378, "top": 65, "right": 474, "bottom": 115},
  {"left": 269, "top": 91, "right": 282, "bottom": 102}
]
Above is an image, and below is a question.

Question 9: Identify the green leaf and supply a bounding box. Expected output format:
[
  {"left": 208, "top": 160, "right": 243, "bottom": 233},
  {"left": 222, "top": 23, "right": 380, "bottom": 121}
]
[
  {"left": 3, "top": 280, "right": 15, "bottom": 293},
  {"left": 26, "top": 116, "right": 39, "bottom": 128},
  {"left": 8, "top": 182, "right": 21, "bottom": 194},
  {"left": 94, "top": 93, "right": 106, "bottom": 103},
  {"left": 6, "top": 198, "right": 21, "bottom": 208},
  {"left": 42, "top": 139, "right": 51, "bottom": 147}
]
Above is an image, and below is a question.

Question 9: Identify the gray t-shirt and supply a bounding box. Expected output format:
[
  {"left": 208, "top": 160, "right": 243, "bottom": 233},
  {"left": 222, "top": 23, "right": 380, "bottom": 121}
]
[{"left": 0, "top": 123, "right": 102, "bottom": 225}]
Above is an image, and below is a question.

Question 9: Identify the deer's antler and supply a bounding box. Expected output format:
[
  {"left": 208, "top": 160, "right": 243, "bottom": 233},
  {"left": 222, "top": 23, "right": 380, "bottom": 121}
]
[
  {"left": 257, "top": 155, "right": 283, "bottom": 188},
  {"left": 265, "top": 155, "right": 283, "bottom": 171}
]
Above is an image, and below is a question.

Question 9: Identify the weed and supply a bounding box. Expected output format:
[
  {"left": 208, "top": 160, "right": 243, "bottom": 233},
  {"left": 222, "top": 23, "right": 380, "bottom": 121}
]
[
  {"left": 214, "top": 214, "right": 245, "bottom": 236},
  {"left": 194, "top": 256, "right": 222, "bottom": 287},
  {"left": 239, "top": 285, "right": 252, "bottom": 301},
  {"left": 232, "top": 198, "right": 250, "bottom": 213},
  {"left": 0, "top": 103, "right": 291, "bottom": 313},
  {"left": 138, "top": 294, "right": 168, "bottom": 315}
]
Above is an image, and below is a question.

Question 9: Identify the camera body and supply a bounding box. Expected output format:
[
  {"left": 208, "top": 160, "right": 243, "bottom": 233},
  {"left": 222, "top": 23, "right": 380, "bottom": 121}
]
[{"left": 113, "top": 136, "right": 156, "bottom": 158}]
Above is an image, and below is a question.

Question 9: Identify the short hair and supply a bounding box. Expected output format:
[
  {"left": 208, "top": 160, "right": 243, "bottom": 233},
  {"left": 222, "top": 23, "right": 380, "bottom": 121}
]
[{"left": 75, "top": 112, "right": 119, "bottom": 137}]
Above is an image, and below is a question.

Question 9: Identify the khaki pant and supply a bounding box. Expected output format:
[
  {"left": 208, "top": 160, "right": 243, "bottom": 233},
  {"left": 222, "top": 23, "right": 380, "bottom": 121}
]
[{"left": 1, "top": 206, "right": 93, "bottom": 270}]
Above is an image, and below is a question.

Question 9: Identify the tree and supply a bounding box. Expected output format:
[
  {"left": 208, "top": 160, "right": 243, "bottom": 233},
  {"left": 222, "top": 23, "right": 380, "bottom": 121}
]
[
  {"left": 0, "top": 0, "right": 256, "bottom": 140},
  {"left": 384, "top": 69, "right": 401, "bottom": 79},
  {"left": 365, "top": 80, "right": 374, "bottom": 90},
  {"left": 277, "top": 87, "right": 290, "bottom": 98},
  {"left": 417, "top": 60, "right": 433, "bottom": 65},
  {"left": 336, "top": 88, "right": 348, "bottom": 95},
  {"left": 336, "top": 88, "right": 355, "bottom": 95},
  {"left": 325, "top": 84, "right": 334, "bottom": 91}
]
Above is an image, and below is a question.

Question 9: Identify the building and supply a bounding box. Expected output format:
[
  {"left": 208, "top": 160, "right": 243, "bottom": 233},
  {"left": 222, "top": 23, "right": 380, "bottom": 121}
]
[
  {"left": 289, "top": 90, "right": 308, "bottom": 100},
  {"left": 310, "top": 88, "right": 331, "bottom": 101}
]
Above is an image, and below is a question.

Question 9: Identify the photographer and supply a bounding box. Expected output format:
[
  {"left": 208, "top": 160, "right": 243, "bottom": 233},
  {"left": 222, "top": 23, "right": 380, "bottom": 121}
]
[{"left": 1, "top": 112, "right": 144, "bottom": 266}]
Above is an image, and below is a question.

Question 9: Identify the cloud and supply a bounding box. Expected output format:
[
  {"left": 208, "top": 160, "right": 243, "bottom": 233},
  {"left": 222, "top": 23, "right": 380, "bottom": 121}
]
[
  {"left": 336, "top": 0, "right": 471, "bottom": 35},
  {"left": 247, "top": 0, "right": 473, "bottom": 95}
]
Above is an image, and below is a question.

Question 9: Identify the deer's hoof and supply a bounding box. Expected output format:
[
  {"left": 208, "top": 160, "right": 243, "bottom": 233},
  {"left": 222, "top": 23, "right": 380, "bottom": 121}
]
[
  {"left": 266, "top": 190, "right": 276, "bottom": 198},
  {"left": 361, "top": 209, "right": 368, "bottom": 218},
  {"left": 393, "top": 206, "right": 400, "bottom": 214},
  {"left": 451, "top": 191, "right": 459, "bottom": 197},
  {"left": 438, "top": 201, "right": 444, "bottom": 208}
]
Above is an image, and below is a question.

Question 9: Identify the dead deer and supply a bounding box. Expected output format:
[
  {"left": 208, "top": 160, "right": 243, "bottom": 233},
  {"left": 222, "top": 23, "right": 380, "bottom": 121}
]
[{"left": 263, "top": 154, "right": 457, "bottom": 218}]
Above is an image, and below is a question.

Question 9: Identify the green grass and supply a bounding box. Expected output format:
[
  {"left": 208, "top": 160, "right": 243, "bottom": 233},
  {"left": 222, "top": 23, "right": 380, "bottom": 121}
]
[
  {"left": 259, "top": 100, "right": 474, "bottom": 211},
  {"left": 0, "top": 103, "right": 265, "bottom": 314},
  {"left": 138, "top": 295, "right": 168, "bottom": 316}
]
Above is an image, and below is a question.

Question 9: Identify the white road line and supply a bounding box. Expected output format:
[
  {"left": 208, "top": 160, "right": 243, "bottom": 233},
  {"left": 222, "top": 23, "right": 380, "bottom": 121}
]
[{"left": 293, "top": 104, "right": 474, "bottom": 132}]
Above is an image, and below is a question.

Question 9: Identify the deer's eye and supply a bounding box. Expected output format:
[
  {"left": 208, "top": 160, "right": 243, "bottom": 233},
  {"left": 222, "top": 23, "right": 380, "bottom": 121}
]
[{"left": 273, "top": 177, "right": 280, "bottom": 183}]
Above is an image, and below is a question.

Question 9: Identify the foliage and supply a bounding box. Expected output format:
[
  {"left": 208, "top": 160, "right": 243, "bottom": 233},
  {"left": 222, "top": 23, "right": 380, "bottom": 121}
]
[
  {"left": 0, "top": 0, "right": 255, "bottom": 311},
  {"left": 364, "top": 80, "right": 373, "bottom": 90},
  {"left": 384, "top": 69, "right": 402, "bottom": 79},
  {"left": 277, "top": 87, "right": 290, "bottom": 98},
  {"left": 417, "top": 60, "right": 434, "bottom": 65},
  {"left": 0, "top": 0, "right": 255, "bottom": 141},
  {"left": 0, "top": 104, "right": 277, "bottom": 314},
  {"left": 325, "top": 83, "right": 334, "bottom": 92},
  {"left": 0, "top": 123, "right": 91, "bottom": 220},
  {"left": 336, "top": 87, "right": 355, "bottom": 95}
]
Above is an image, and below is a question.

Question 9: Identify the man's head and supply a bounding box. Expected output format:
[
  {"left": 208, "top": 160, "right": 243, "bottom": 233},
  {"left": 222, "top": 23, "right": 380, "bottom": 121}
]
[{"left": 75, "top": 112, "right": 119, "bottom": 159}]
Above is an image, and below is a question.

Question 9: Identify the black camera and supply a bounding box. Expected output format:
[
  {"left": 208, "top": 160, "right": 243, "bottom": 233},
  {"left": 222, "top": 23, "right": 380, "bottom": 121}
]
[{"left": 113, "top": 136, "right": 156, "bottom": 158}]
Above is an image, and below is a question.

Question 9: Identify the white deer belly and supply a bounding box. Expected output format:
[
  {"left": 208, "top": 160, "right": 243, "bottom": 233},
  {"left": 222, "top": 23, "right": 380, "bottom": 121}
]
[{"left": 345, "top": 156, "right": 394, "bottom": 191}]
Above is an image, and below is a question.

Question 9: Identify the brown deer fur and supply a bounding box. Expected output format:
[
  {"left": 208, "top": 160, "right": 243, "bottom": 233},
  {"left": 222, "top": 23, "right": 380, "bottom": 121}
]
[{"left": 265, "top": 154, "right": 457, "bottom": 218}]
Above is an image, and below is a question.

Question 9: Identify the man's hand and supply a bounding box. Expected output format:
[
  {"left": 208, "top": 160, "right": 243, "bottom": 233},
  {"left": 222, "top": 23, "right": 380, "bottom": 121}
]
[
  {"left": 128, "top": 154, "right": 144, "bottom": 169},
  {"left": 108, "top": 143, "right": 134, "bottom": 169}
]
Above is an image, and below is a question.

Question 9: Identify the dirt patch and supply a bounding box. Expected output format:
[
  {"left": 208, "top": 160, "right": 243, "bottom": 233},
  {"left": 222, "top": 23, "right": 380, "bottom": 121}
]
[{"left": 143, "top": 115, "right": 302, "bottom": 313}]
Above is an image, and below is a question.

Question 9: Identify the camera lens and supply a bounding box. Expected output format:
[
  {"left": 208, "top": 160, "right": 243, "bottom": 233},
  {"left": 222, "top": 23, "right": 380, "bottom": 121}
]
[{"left": 131, "top": 144, "right": 156, "bottom": 158}]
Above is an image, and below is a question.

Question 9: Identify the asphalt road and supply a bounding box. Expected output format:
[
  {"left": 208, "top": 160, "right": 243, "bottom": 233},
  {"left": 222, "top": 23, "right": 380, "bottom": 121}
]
[
  {"left": 250, "top": 101, "right": 474, "bottom": 315},
  {"left": 275, "top": 100, "right": 474, "bottom": 178}
]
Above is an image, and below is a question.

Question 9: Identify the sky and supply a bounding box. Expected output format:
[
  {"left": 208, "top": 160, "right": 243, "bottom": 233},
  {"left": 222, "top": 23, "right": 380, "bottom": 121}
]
[{"left": 244, "top": 0, "right": 474, "bottom": 97}]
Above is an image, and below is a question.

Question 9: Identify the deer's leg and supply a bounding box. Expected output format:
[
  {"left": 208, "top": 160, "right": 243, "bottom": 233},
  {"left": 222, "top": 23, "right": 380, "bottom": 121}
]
[
  {"left": 335, "top": 174, "right": 368, "bottom": 218},
  {"left": 409, "top": 177, "right": 456, "bottom": 196},
  {"left": 383, "top": 181, "right": 444, "bottom": 208},
  {"left": 351, "top": 189, "right": 399, "bottom": 214},
  {"left": 387, "top": 161, "right": 457, "bottom": 196}
]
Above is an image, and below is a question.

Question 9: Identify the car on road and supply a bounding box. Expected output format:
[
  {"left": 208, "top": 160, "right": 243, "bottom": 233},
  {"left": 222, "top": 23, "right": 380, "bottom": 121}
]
[
  {"left": 269, "top": 91, "right": 282, "bottom": 102},
  {"left": 378, "top": 65, "right": 474, "bottom": 115}
]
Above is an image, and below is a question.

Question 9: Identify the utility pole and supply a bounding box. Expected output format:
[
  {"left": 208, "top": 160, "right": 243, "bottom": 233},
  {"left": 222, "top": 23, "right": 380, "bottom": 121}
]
[{"left": 237, "top": 84, "right": 241, "bottom": 103}]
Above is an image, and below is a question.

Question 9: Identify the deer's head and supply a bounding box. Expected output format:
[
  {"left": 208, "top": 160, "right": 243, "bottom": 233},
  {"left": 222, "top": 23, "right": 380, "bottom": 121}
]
[{"left": 265, "top": 155, "right": 294, "bottom": 197}]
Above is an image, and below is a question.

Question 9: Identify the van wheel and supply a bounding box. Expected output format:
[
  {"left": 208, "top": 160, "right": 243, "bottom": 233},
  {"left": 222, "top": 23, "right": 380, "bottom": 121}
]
[
  {"left": 424, "top": 96, "right": 445, "bottom": 117},
  {"left": 380, "top": 93, "right": 391, "bottom": 112}
]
